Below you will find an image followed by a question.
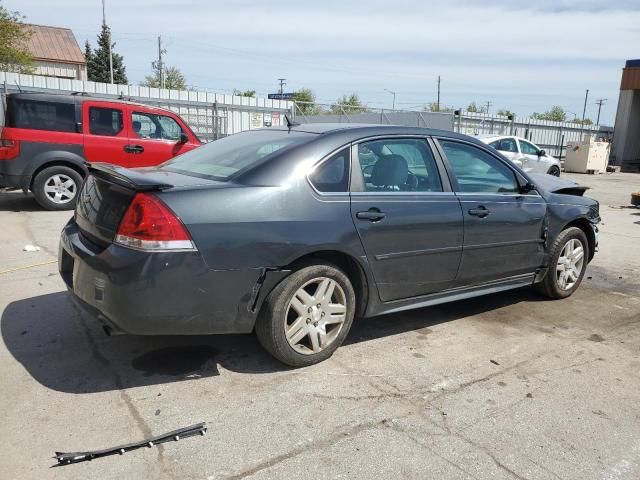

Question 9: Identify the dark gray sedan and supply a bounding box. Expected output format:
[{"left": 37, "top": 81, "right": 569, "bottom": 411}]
[{"left": 59, "top": 124, "right": 600, "bottom": 366}]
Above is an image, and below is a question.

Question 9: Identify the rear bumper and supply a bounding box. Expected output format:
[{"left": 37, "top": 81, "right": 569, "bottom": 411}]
[{"left": 59, "top": 219, "right": 278, "bottom": 335}]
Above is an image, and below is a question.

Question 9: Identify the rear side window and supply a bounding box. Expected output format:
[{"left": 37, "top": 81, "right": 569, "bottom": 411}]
[
  {"left": 309, "top": 148, "right": 350, "bottom": 192},
  {"left": 7, "top": 97, "right": 76, "bottom": 132},
  {"left": 489, "top": 138, "right": 517, "bottom": 153},
  {"left": 89, "top": 107, "right": 124, "bottom": 136},
  {"left": 162, "top": 130, "right": 314, "bottom": 181},
  {"left": 357, "top": 138, "right": 443, "bottom": 192}
]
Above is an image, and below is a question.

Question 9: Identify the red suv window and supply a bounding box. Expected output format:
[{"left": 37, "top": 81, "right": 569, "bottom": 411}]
[{"left": 89, "top": 107, "right": 124, "bottom": 136}]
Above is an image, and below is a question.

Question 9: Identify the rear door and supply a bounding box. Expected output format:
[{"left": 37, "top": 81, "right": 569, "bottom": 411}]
[
  {"left": 127, "top": 108, "right": 196, "bottom": 167},
  {"left": 82, "top": 101, "right": 130, "bottom": 166},
  {"left": 350, "top": 136, "right": 463, "bottom": 302},
  {"left": 436, "top": 138, "right": 546, "bottom": 286}
]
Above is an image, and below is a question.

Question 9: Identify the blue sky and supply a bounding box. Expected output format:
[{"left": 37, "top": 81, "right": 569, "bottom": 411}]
[{"left": 9, "top": 0, "right": 640, "bottom": 124}]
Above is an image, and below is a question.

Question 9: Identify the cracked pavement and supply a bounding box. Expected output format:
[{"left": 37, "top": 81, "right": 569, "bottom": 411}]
[{"left": 1, "top": 173, "right": 639, "bottom": 479}]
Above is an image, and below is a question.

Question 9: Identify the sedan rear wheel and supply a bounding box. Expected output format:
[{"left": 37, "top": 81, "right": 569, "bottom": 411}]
[{"left": 256, "top": 263, "right": 356, "bottom": 367}]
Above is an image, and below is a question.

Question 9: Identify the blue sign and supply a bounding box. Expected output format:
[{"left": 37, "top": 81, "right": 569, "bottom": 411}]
[{"left": 268, "top": 93, "right": 295, "bottom": 100}]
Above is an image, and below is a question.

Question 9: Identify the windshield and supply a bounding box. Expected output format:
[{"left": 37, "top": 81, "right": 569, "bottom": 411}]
[{"left": 162, "top": 130, "right": 314, "bottom": 181}]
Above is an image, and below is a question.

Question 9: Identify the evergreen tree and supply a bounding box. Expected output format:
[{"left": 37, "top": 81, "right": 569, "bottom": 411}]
[{"left": 87, "top": 24, "right": 127, "bottom": 84}]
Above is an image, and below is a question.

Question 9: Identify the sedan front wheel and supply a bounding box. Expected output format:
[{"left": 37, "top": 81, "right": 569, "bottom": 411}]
[
  {"left": 536, "top": 227, "right": 588, "bottom": 299},
  {"left": 256, "top": 263, "right": 356, "bottom": 367}
]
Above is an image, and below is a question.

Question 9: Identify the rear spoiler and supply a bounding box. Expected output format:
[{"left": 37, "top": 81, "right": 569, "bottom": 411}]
[{"left": 87, "top": 163, "right": 173, "bottom": 191}]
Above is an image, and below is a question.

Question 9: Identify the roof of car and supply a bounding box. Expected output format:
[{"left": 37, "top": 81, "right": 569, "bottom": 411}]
[
  {"left": 274, "top": 123, "right": 473, "bottom": 141},
  {"left": 6, "top": 92, "right": 162, "bottom": 110}
]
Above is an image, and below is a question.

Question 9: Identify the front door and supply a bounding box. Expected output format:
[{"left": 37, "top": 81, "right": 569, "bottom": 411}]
[
  {"left": 518, "top": 138, "right": 544, "bottom": 173},
  {"left": 437, "top": 139, "right": 547, "bottom": 286},
  {"left": 82, "top": 101, "right": 130, "bottom": 166},
  {"left": 350, "top": 137, "right": 464, "bottom": 302},
  {"left": 127, "top": 109, "right": 194, "bottom": 167}
]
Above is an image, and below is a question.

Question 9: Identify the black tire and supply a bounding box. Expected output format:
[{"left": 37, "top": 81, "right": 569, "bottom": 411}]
[
  {"left": 536, "top": 227, "right": 589, "bottom": 299},
  {"left": 32, "top": 165, "right": 83, "bottom": 211},
  {"left": 256, "top": 263, "right": 356, "bottom": 367},
  {"left": 547, "top": 166, "right": 561, "bottom": 177}
]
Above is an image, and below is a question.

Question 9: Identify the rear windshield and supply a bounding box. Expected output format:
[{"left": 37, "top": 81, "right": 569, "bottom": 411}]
[
  {"left": 162, "top": 130, "right": 314, "bottom": 181},
  {"left": 6, "top": 96, "right": 76, "bottom": 133}
]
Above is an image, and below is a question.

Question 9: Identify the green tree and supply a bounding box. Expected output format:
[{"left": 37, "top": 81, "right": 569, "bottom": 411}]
[
  {"left": 423, "top": 102, "right": 452, "bottom": 113},
  {"left": 571, "top": 117, "right": 593, "bottom": 126},
  {"left": 330, "top": 93, "right": 365, "bottom": 114},
  {"left": 531, "top": 106, "right": 567, "bottom": 122},
  {"left": 292, "top": 88, "right": 319, "bottom": 115},
  {"left": 86, "top": 24, "right": 127, "bottom": 84},
  {"left": 233, "top": 89, "right": 256, "bottom": 97},
  {"left": 466, "top": 102, "right": 489, "bottom": 114},
  {"left": 142, "top": 65, "right": 187, "bottom": 90},
  {"left": 496, "top": 109, "right": 516, "bottom": 118},
  {"left": 0, "top": 3, "right": 34, "bottom": 73}
]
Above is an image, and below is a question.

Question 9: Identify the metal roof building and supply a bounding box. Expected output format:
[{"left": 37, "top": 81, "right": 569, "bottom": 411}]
[{"left": 23, "top": 24, "right": 87, "bottom": 81}]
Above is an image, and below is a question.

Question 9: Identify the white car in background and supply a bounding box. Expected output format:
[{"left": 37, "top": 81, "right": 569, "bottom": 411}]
[{"left": 480, "top": 135, "right": 562, "bottom": 176}]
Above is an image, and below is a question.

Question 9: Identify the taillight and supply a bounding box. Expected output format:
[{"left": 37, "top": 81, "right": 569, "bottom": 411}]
[
  {"left": 115, "top": 193, "right": 196, "bottom": 251},
  {"left": 0, "top": 139, "right": 20, "bottom": 160}
]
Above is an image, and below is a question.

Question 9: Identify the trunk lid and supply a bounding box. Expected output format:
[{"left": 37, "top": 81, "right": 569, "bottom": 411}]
[{"left": 75, "top": 163, "right": 228, "bottom": 246}]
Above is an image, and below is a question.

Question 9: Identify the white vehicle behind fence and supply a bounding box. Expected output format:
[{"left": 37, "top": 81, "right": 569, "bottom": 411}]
[{"left": 480, "top": 135, "right": 562, "bottom": 176}]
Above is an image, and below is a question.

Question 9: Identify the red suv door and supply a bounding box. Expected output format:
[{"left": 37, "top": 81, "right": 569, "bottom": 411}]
[
  {"left": 127, "top": 107, "right": 199, "bottom": 167},
  {"left": 82, "top": 101, "right": 131, "bottom": 166}
]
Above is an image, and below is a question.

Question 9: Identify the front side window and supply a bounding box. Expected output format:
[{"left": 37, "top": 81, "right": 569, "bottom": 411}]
[
  {"left": 490, "top": 138, "right": 517, "bottom": 153},
  {"left": 162, "top": 130, "right": 314, "bottom": 181},
  {"left": 357, "top": 138, "right": 442, "bottom": 192},
  {"left": 309, "top": 148, "right": 350, "bottom": 192},
  {"left": 89, "top": 107, "right": 123, "bottom": 136},
  {"left": 519, "top": 140, "right": 539, "bottom": 155},
  {"left": 8, "top": 98, "right": 76, "bottom": 133},
  {"left": 439, "top": 140, "right": 518, "bottom": 193},
  {"left": 132, "top": 112, "right": 183, "bottom": 141}
]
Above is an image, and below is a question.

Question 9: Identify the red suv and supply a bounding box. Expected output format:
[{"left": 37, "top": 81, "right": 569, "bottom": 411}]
[{"left": 0, "top": 93, "right": 202, "bottom": 210}]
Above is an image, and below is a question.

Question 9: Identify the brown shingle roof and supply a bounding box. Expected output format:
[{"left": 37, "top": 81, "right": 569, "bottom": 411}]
[{"left": 23, "top": 24, "right": 85, "bottom": 65}]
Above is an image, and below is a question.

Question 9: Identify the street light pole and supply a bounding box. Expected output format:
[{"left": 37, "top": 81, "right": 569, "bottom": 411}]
[{"left": 384, "top": 89, "right": 396, "bottom": 112}]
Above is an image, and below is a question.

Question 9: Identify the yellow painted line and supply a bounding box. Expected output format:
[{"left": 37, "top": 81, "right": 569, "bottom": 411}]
[{"left": 0, "top": 259, "right": 57, "bottom": 275}]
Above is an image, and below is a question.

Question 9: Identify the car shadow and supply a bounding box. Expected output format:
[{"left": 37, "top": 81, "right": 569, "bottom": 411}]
[
  {"left": 0, "top": 190, "right": 44, "bottom": 212},
  {"left": 2, "top": 288, "right": 544, "bottom": 394}
]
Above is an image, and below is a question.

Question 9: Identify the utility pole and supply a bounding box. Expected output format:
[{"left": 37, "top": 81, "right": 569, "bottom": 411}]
[
  {"left": 595, "top": 98, "right": 607, "bottom": 125},
  {"left": 278, "top": 78, "right": 286, "bottom": 95},
  {"left": 485, "top": 101, "right": 493, "bottom": 115},
  {"left": 436, "top": 75, "right": 441, "bottom": 112},
  {"left": 102, "top": 0, "right": 114, "bottom": 84},
  {"left": 581, "top": 89, "right": 589, "bottom": 127},
  {"left": 157, "top": 36, "right": 166, "bottom": 89}
]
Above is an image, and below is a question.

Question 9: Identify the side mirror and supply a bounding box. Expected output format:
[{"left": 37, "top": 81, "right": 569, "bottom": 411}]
[
  {"left": 179, "top": 132, "right": 189, "bottom": 144},
  {"left": 538, "top": 149, "right": 546, "bottom": 157},
  {"left": 520, "top": 182, "right": 536, "bottom": 194}
]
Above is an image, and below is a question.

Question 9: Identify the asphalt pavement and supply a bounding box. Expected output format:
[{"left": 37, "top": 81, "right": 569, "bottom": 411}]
[{"left": 1, "top": 172, "right": 639, "bottom": 480}]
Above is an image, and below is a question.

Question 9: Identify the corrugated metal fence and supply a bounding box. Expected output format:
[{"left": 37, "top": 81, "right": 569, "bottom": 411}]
[
  {"left": 296, "top": 103, "right": 600, "bottom": 161},
  {"left": 0, "top": 71, "right": 293, "bottom": 142}
]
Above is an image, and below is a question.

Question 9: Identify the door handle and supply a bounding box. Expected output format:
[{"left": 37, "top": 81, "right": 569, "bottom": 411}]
[
  {"left": 468, "top": 206, "right": 490, "bottom": 218},
  {"left": 356, "top": 209, "right": 386, "bottom": 222},
  {"left": 124, "top": 144, "right": 144, "bottom": 154}
]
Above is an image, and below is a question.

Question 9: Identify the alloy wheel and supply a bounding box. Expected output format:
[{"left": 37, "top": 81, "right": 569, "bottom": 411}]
[
  {"left": 44, "top": 174, "right": 77, "bottom": 204},
  {"left": 556, "top": 238, "right": 585, "bottom": 290},
  {"left": 284, "top": 277, "right": 348, "bottom": 355}
]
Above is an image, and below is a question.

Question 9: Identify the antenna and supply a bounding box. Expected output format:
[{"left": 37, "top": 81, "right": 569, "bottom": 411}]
[
  {"left": 284, "top": 114, "right": 299, "bottom": 130},
  {"left": 14, "top": 80, "right": 23, "bottom": 93}
]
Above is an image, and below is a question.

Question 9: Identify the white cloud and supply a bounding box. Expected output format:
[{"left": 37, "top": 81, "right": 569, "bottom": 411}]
[{"left": 8, "top": 0, "right": 639, "bottom": 123}]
